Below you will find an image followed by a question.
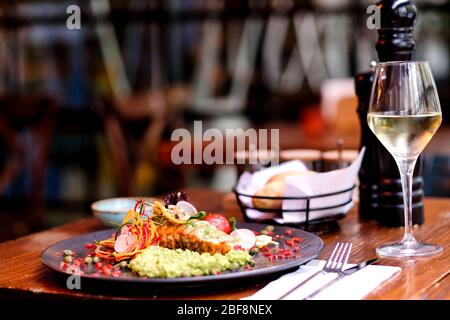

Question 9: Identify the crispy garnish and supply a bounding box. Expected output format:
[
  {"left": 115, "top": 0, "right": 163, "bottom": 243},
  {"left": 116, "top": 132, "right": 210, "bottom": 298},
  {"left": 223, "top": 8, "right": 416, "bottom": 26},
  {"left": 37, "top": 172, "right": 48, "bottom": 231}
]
[{"left": 152, "top": 200, "right": 187, "bottom": 224}]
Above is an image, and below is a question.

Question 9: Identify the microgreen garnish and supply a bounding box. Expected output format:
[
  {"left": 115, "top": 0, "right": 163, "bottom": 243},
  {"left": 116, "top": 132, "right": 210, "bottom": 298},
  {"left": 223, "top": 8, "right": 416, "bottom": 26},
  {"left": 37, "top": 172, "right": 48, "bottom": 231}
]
[
  {"left": 188, "top": 211, "right": 207, "bottom": 221},
  {"left": 163, "top": 191, "right": 190, "bottom": 206},
  {"left": 229, "top": 217, "right": 237, "bottom": 231}
]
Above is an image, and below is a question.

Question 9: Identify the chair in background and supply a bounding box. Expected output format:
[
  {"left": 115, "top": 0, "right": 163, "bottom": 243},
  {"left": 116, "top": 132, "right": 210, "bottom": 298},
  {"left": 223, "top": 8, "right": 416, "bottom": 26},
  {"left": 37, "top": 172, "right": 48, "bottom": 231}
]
[
  {"left": 91, "top": 0, "right": 183, "bottom": 195},
  {"left": 98, "top": 90, "right": 169, "bottom": 196},
  {"left": 0, "top": 94, "right": 57, "bottom": 231}
]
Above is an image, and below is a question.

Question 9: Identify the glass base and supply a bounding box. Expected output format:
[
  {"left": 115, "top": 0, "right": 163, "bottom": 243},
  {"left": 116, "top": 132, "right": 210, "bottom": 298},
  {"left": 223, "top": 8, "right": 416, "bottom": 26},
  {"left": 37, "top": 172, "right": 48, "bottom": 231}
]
[{"left": 376, "top": 241, "right": 443, "bottom": 258}]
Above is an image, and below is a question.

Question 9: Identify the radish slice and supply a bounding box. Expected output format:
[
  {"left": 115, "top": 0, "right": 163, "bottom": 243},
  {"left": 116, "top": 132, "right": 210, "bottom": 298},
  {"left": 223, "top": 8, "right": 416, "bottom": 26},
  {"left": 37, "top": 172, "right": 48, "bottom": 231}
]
[
  {"left": 114, "top": 233, "right": 135, "bottom": 253},
  {"left": 119, "top": 225, "right": 130, "bottom": 236},
  {"left": 176, "top": 201, "right": 198, "bottom": 217},
  {"left": 230, "top": 229, "right": 257, "bottom": 251}
]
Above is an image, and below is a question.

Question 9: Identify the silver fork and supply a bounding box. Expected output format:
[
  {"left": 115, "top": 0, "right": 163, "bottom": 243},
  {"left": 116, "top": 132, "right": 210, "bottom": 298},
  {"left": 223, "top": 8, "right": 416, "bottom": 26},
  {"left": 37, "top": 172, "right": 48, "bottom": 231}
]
[
  {"left": 303, "top": 241, "right": 353, "bottom": 300},
  {"left": 278, "top": 242, "right": 352, "bottom": 300}
]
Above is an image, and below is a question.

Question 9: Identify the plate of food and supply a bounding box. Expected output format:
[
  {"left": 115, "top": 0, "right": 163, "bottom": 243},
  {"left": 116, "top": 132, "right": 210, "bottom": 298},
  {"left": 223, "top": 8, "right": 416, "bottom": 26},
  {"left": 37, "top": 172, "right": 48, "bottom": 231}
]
[{"left": 41, "top": 192, "right": 324, "bottom": 286}]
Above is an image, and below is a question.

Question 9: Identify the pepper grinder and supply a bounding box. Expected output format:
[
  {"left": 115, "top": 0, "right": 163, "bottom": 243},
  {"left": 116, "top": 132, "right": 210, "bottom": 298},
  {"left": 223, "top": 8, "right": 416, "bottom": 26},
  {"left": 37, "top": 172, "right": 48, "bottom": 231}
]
[{"left": 356, "top": 0, "right": 424, "bottom": 226}]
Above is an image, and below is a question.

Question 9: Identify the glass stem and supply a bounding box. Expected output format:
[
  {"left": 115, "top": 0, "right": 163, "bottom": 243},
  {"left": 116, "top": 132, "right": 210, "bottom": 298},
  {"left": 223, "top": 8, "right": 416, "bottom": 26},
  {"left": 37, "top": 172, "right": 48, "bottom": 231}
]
[{"left": 396, "top": 157, "right": 418, "bottom": 247}]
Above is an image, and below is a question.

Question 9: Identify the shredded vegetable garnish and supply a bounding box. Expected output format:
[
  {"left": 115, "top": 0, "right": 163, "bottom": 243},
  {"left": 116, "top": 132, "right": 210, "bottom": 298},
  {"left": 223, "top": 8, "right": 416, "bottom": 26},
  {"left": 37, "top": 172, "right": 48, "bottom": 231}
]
[{"left": 94, "top": 203, "right": 157, "bottom": 262}]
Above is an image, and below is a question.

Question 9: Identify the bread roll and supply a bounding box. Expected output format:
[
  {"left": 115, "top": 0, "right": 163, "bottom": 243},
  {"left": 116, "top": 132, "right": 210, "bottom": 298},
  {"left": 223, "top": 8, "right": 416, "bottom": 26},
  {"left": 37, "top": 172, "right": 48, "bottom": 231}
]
[{"left": 252, "top": 171, "right": 315, "bottom": 209}]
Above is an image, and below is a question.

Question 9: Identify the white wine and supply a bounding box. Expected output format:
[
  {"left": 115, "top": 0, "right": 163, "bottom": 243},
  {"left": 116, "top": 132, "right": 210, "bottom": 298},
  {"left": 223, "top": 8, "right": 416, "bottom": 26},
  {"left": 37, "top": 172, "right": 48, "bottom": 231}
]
[{"left": 367, "top": 112, "right": 442, "bottom": 159}]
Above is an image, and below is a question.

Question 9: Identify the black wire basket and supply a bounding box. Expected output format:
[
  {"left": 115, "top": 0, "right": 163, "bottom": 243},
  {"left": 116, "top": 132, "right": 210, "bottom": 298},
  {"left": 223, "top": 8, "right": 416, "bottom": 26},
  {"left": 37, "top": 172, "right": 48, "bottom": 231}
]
[{"left": 233, "top": 184, "right": 356, "bottom": 235}]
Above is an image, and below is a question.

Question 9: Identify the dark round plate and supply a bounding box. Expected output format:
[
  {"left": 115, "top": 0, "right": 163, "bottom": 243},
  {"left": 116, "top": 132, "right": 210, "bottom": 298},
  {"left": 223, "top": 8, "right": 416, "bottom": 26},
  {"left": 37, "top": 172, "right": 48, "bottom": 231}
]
[{"left": 41, "top": 223, "right": 323, "bottom": 287}]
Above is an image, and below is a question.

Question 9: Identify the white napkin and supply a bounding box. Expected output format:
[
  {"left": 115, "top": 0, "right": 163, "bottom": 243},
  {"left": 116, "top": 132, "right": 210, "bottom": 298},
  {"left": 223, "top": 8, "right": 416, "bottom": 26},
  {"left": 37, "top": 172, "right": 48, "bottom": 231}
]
[
  {"left": 236, "top": 160, "right": 309, "bottom": 221},
  {"left": 281, "top": 148, "right": 365, "bottom": 223},
  {"left": 242, "top": 259, "right": 401, "bottom": 300}
]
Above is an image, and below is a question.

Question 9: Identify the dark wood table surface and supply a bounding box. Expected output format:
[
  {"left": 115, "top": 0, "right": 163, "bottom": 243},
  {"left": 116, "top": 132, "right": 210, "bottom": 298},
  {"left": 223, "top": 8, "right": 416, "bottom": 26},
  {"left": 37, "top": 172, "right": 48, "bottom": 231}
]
[{"left": 0, "top": 189, "right": 448, "bottom": 300}]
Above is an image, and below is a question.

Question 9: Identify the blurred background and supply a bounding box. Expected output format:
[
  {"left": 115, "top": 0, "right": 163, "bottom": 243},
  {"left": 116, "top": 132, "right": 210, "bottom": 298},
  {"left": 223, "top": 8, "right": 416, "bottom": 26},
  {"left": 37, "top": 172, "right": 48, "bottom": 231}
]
[{"left": 0, "top": 0, "right": 449, "bottom": 241}]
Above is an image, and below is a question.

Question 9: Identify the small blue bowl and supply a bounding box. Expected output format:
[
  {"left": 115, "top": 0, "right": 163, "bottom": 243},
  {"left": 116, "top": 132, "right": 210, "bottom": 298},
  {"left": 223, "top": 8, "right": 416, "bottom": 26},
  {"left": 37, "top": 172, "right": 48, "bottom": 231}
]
[{"left": 91, "top": 197, "right": 158, "bottom": 227}]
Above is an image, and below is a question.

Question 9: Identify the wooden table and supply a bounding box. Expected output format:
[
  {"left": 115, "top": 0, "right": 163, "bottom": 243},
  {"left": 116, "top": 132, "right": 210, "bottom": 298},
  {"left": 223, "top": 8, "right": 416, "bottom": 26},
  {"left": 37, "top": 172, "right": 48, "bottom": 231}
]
[{"left": 0, "top": 189, "right": 448, "bottom": 300}]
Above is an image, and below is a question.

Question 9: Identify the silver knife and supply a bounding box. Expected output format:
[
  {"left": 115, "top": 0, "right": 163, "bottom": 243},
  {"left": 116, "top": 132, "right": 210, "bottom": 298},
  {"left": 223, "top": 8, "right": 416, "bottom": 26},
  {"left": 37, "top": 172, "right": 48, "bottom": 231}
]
[{"left": 303, "top": 258, "right": 379, "bottom": 300}]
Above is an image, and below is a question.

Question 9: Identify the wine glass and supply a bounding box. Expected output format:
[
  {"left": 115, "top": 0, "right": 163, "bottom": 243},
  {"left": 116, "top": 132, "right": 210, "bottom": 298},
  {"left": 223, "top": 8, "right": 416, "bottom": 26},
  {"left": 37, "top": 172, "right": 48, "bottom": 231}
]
[{"left": 367, "top": 61, "right": 443, "bottom": 257}]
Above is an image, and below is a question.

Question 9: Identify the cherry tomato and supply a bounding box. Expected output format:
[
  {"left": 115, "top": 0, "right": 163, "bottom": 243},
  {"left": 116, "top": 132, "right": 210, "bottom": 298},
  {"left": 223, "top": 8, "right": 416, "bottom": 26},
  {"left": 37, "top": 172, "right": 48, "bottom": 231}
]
[{"left": 204, "top": 214, "right": 231, "bottom": 234}]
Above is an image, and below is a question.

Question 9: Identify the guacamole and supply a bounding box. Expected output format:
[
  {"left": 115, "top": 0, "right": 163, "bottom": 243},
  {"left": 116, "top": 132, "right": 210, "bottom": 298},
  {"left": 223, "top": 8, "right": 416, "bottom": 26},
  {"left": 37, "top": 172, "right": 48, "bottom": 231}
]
[{"left": 129, "top": 246, "right": 253, "bottom": 278}]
